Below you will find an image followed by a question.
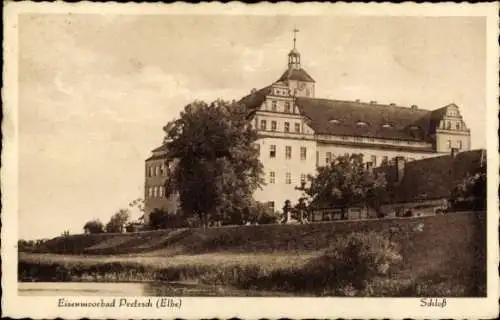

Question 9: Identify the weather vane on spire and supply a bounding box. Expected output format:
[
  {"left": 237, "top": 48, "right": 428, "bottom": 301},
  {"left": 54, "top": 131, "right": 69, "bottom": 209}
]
[{"left": 293, "top": 27, "right": 300, "bottom": 49}]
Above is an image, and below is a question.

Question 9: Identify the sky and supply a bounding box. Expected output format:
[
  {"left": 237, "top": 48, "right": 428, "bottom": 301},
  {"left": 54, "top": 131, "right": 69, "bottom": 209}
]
[{"left": 18, "top": 14, "right": 486, "bottom": 240}]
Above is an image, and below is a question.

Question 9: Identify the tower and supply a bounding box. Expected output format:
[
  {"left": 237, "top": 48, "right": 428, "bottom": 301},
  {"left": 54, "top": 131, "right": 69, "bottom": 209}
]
[{"left": 277, "top": 27, "right": 316, "bottom": 98}]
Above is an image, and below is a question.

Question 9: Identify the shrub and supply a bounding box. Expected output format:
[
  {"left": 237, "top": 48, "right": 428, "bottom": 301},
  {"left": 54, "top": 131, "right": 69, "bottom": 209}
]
[
  {"left": 83, "top": 219, "right": 104, "bottom": 234},
  {"left": 302, "top": 231, "right": 402, "bottom": 295}
]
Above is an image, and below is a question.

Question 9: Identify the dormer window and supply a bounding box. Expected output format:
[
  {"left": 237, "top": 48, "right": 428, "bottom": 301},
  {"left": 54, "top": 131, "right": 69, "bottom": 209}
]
[
  {"left": 381, "top": 123, "right": 393, "bottom": 129},
  {"left": 356, "top": 121, "right": 368, "bottom": 127}
]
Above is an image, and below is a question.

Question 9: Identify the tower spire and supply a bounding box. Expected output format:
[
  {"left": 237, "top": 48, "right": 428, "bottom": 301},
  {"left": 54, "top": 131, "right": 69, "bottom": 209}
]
[
  {"left": 293, "top": 27, "right": 299, "bottom": 49},
  {"left": 288, "top": 27, "right": 301, "bottom": 70}
]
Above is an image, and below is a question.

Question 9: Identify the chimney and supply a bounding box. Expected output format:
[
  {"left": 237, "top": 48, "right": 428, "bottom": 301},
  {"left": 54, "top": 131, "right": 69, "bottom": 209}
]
[
  {"left": 395, "top": 156, "right": 406, "bottom": 183},
  {"left": 411, "top": 104, "right": 418, "bottom": 110},
  {"left": 451, "top": 147, "right": 459, "bottom": 158},
  {"left": 355, "top": 99, "right": 361, "bottom": 103},
  {"left": 370, "top": 100, "right": 377, "bottom": 104},
  {"left": 389, "top": 102, "right": 396, "bottom": 106},
  {"left": 251, "top": 88, "right": 257, "bottom": 94}
]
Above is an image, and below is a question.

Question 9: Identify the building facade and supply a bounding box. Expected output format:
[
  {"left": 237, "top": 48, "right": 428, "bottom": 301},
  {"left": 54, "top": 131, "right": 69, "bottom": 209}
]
[{"left": 144, "top": 35, "right": 472, "bottom": 221}]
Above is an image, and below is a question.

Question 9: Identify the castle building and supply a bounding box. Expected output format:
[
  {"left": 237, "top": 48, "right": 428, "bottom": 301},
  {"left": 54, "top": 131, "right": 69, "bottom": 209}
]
[{"left": 144, "top": 31, "right": 471, "bottom": 223}]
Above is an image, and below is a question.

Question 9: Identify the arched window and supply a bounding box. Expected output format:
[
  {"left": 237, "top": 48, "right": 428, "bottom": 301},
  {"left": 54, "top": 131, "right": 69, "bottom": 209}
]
[{"left": 356, "top": 121, "right": 368, "bottom": 127}]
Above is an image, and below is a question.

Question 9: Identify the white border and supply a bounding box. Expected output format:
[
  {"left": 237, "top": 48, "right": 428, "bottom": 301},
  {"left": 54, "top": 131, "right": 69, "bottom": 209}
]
[{"left": 2, "top": 2, "right": 499, "bottom": 319}]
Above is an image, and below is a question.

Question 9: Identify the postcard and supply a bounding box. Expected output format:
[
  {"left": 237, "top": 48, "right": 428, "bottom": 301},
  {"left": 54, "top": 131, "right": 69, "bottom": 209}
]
[{"left": 2, "top": 1, "right": 499, "bottom": 319}]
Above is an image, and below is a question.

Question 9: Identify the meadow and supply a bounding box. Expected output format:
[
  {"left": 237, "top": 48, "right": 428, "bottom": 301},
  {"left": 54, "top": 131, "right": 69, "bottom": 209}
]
[{"left": 19, "top": 212, "right": 486, "bottom": 296}]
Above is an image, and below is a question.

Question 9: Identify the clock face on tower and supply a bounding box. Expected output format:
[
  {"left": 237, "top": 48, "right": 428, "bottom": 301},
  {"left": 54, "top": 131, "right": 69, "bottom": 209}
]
[{"left": 298, "top": 82, "right": 306, "bottom": 90}]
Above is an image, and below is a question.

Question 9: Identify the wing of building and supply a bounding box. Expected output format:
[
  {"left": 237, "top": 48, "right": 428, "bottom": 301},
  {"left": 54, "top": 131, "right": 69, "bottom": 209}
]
[{"left": 144, "top": 35, "right": 472, "bottom": 222}]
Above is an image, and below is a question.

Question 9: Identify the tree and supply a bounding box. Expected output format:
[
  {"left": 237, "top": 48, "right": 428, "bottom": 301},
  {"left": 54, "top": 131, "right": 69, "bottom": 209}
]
[
  {"left": 83, "top": 219, "right": 104, "bottom": 234},
  {"left": 163, "top": 100, "right": 264, "bottom": 227},
  {"left": 303, "top": 153, "right": 387, "bottom": 214},
  {"left": 105, "top": 209, "right": 130, "bottom": 233},
  {"left": 450, "top": 170, "right": 487, "bottom": 211},
  {"left": 241, "top": 201, "right": 278, "bottom": 225}
]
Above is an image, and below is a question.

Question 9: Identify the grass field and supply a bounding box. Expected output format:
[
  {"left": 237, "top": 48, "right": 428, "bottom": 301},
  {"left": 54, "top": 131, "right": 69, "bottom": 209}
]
[{"left": 19, "top": 212, "right": 486, "bottom": 296}]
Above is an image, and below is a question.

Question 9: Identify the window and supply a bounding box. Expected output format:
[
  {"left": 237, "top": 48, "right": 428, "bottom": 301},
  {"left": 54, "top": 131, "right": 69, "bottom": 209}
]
[
  {"left": 159, "top": 186, "right": 164, "bottom": 197},
  {"left": 371, "top": 155, "right": 377, "bottom": 166},
  {"left": 285, "top": 172, "right": 292, "bottom": 184},
  {"left": 456, "top": 122, "right": 460, "bottom": 130},
  {"left": 271, "top": 121, "right": 277, "bottom": 131},
  {"left": 160, "top": 164, "right": 166, "bottom": 175},
  {"left": 155, "top": 166, "right": 161, "bottom": 176},
  {"left": 285, "top": 146, "right": 292, "bottom": 159},
  {"left": 306, "top": 88, "right": 310, "bottom": 97},
  {"left": 270, "top": 145, "right": 276, "bottom": 158},
  {"left": 255, "top": 143, "right": 260, "bottom": 156},
  {"left": 326, "top": 152, "right": 332, "bottom": 163},
  {"left": 408, "top": 157, "right": 415, "bottom": 162},
  {"left": 356, "top": 121, "right": 368, "bottom": 126},
  {"left": 269, "top": 171, "right": 275, "bottom": 184},
  {"left": 300, "top": 147, "right": 307, "bottom": 160},
  {"left": 271, "top": 101, "right": 277, "bottom": 111},
  {"left": 381, "top": 123, "right": 392, "bottom": 129},
  {"left": 446, "top": 121, "right": 451, "bottom": 130},
  {"left": 284, "top": 122, "right": 290, "bottom": 132},
  {"left": 294, "top": 123, "right": 301, "bottom": 133},
  {"left": 260, "top": 120, "right": 267, "bottom": 130},
  {"left": 300, "top": 173, "right": 306, "bottom": 184},
  {"left": 382, "top": 156, "right": 388, "bottom": 164},
  {"left": 153, "top": 186, "right": 158, "bottom": 198},
  {"left": 447, "top": 140, "right": 452, "bottom": 149},
  {"left": 285, "top": 102, "right": 291, "bottom": 113},
  {"left": 457, "top": 140, "right": 463, "bottom": 149},
  {"left": 148, "top": 187, "right": 153, "bottom": 198},
  {"left": 329, "top": 119, "right": 340, "bottom": 124}
]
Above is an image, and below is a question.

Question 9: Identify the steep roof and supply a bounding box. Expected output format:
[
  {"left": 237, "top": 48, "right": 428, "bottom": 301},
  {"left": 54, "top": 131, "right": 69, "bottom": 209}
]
[
  {"left": 277, "top": 68, "right": 315, "bottom": 83},
  {"left": 146, "top": 144, "right": 168, "bottom": 161},
  {"left": 381, "top": 149, "right": 486, "bottom": 203},
  {"left": 152, "top": 144, "right": 168, "bottom": 152},
  {"left": 238, "top": 86, "right": 271, "bottom": 114},
  {"left": 295, "top": 98, "right": 433, "bottom": 142}
]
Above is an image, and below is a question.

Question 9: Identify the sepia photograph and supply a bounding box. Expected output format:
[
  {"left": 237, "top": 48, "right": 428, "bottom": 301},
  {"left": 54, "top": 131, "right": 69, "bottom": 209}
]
[{"left": 2, "top": 2, "right": 499, "bottom": 319}]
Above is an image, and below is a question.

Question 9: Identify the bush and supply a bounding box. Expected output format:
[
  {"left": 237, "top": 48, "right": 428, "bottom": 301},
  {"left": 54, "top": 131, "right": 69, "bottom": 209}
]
[
  {"left": 302, "top": 231, "right": 402, "bottom": 295},
  {"left": 83, "top": 219, "right": 104, "bottom": 234},
  {"left": 149, "top": 208, "right": 188, "bottom": 230}
]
